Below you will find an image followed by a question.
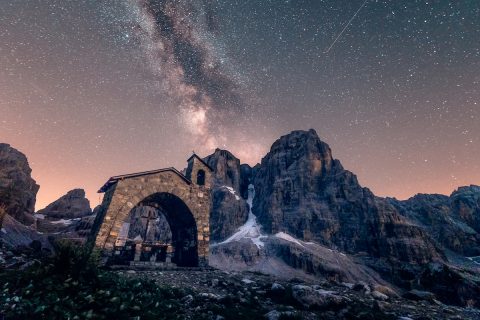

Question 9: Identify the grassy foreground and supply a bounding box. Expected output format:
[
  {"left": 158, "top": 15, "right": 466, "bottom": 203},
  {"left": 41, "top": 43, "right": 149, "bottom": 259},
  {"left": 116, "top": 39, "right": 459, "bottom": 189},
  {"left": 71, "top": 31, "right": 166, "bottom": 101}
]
[{"left": 0, "top": 242, "right": 189, "bottom": 320}]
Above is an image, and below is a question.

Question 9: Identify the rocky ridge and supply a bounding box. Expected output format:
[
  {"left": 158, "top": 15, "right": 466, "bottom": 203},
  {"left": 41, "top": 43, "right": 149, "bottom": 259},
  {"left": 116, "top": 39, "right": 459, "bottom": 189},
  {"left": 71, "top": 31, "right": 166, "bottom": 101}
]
[
  {"left": 1, "top": 130, "right": 480, "bottom": 313},
  {"left": 205, "top": 129, "right": 480, "bottom": 308},
  {"left": 390, "top": 186, "right": 480, "bottom": 256}
]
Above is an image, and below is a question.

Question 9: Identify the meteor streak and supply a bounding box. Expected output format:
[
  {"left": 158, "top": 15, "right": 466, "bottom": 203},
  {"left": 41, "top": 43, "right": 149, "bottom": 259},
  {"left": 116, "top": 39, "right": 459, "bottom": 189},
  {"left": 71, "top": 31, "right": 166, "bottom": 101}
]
[{"left": 324, "top": 0, "right": 369, "bottom": 53}]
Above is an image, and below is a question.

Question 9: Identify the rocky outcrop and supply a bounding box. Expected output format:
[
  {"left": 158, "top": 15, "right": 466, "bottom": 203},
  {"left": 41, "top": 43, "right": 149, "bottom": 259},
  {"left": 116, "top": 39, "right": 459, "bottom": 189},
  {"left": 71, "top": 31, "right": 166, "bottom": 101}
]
[
  {"left": 390, "top": 187, "right": 480, "bottom": 256},
  {"left": 210, "top": 188, "right": 249, "bottom": 242},
  {"left": 204, "top": 149, "right": 249, "bottom": 241},
  {"left": 36, "top": 189, "right": 91, "bottom": 220},
  {"left": 204, "top": 149, "right": 243, "bottom": 191},
  {"left": 35, "top": 189, "right": 95, "bottom": 241},
  {"left": 252, "top": 129, "right": 442, "bottom": 265},
  {"left": 0, "top": 144, "right": 39, "bottom": 225},
  {"left": 1, "top": 214, "right": 49, "bottom": 248},
  {"left": 452, "top": 185, "right": 480, "bottom": 235},
  {"left": 203, "top": 148, "right": 254, "bottom": 199}
]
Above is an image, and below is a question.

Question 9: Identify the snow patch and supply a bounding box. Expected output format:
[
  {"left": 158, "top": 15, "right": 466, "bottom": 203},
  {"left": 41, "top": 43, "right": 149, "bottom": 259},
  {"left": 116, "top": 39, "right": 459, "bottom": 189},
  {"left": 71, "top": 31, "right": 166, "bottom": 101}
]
[
  {"left": 241, "top": 278, "right": 255, "bottom": 284},
  {"left": 34, "top": 214, "right": 45, "bottom": 220},
  {"left": 467, "top": 256, "right": 480, "bottom": 265},
  {"left": 1, "top": 228, "right": 6, "bottom": 234},
  {"left": 50, "top": 218, "right": 80, "bottom": 225},
  {"left": 275, "top": 232, "right": 305, "bottom": 247},
  {"left": 214, "top": 184, "right": 266, "bottom": 248},
  {"left": 221, "top": 185, "right": 240, "bottom": 200}
]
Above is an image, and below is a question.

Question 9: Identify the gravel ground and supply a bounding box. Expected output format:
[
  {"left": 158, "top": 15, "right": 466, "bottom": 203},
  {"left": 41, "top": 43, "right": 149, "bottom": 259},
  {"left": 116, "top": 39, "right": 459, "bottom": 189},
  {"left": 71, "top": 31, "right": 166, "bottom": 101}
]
[{"left": 117, "top": 269, "right": 480, "bottom": 320}]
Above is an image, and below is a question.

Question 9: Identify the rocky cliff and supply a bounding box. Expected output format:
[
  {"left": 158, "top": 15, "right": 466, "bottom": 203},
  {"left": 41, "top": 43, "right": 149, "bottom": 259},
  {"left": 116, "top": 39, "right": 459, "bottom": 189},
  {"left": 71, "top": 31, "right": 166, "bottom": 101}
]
[
  {"left": 204, "top": 149, "right": 243, "bottom": 191},
  {"left": 208, "top": 130, "right": 480, "bottom": 307},
  {"left": 0, "top": 143, "right": 39, "bottom": 225},
  {"left": 390, "top": 186, "right": 480, "bottom": 256},
  {"left": 452, "top": 185, "right": 480, "bottom": 232},
  {"left": 252, "top": 130, "right": 442, "bottom": 265},
  {"left": 204, "top": 149, "right": 250, "bottom": 242},
  {"left": 2, "top": 134, "right": 480, "bottom": 308}
]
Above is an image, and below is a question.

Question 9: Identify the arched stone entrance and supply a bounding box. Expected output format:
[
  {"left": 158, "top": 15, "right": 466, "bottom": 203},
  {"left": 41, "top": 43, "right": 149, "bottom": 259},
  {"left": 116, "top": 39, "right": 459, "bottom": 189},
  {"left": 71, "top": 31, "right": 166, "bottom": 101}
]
[{"left": 89, "top": 154, "right": 213, "bottom": 267}]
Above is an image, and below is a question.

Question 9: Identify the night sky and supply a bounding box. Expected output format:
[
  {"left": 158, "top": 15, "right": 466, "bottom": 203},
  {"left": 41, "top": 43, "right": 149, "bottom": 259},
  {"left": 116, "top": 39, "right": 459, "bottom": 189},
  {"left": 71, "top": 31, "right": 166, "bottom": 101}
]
[{"left": 1, "top": 0, "right": 479, "bottom": 210}]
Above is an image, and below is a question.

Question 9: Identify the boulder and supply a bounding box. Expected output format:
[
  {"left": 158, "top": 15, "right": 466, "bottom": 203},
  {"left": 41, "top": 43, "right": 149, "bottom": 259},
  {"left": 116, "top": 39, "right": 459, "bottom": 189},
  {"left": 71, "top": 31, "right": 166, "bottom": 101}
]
[
  {"left": 371, "top": 290, "right": 389, "bottom": 301},
  {"left": 403, "top": 289, "right": 436, "bottom": 302},
  {"left": 291, "top": 285, "right": 345, "bottom": 309}
]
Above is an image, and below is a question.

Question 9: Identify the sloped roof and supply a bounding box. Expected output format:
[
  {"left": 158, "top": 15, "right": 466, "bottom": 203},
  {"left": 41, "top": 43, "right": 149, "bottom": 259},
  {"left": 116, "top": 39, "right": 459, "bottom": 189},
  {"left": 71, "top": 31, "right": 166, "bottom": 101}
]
[
  {"left": 98, "top": 167, "right": 191, "bottom": 193},
  {"left": 187, "top": 153, "right": 214, "bottom": 172}
]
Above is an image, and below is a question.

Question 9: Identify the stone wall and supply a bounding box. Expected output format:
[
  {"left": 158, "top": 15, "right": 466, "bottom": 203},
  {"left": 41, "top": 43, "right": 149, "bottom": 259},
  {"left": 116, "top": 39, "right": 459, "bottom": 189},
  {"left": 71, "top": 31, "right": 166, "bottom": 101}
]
[{"left": 92, "top": 169, "right": 212, "bottom": 267}]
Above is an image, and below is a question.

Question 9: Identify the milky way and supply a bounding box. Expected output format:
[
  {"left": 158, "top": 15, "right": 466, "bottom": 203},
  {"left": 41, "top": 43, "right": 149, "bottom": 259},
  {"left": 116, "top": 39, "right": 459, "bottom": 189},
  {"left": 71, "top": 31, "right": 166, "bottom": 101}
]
[
  {"left": 0, "top": 0, "right": 479, "bottom": 209},
  {"left": 122, "top": 0, "right": 245, "bottom": 149}
]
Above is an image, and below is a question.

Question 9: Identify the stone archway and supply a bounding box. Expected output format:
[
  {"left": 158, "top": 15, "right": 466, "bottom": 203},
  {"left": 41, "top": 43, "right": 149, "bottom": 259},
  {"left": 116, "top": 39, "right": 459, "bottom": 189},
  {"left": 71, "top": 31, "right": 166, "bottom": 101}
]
[
  {"left": 135, "top": 193, "right": 199, "bottom": 267},
  {"left": 89, "top": 155, "right": 213, "bottom": 267}
]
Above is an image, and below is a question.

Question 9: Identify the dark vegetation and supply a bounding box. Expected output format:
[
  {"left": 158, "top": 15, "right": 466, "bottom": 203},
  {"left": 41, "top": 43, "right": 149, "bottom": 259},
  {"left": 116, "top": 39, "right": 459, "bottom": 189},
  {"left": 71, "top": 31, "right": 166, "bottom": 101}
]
[
  {"left": 2, "top": 241, "right": 477, "bottom": 319},
  {"left": 0, "top": 242, "right": 273, "bottom": 320},
  {"left": 0, "top": 241, "right": 188, "bottom": 320}
]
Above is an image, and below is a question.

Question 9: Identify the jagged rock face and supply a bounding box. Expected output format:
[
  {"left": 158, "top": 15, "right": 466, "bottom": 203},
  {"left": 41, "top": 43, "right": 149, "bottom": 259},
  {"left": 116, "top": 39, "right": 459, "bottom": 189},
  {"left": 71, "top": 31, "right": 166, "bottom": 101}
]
[
  {"left": 390, "top": 189, "right": 480, "bottom": 256},
  {"left": 0, "top": 143, "right": 39, "bottom": 225},
  {"left": 210, "top": 188, "right": 249, "bottom": 242},
  {"left": 204, "top": 149, "right": 249, "bottom": 242},
  {"left": 451, "top": 185, "right": 480, "bottom": 234},
  {"left": 239, "top": 164, "right": 253, "bottom": 199},
  {"left": 252, "top": 129, "right": 441, "bottom": 265},
  {"left": 204, "top": 149, "right": 242, "bottom": 190},
  {"left": 36, "top": 189, "right": 92, "bottom": 220}
]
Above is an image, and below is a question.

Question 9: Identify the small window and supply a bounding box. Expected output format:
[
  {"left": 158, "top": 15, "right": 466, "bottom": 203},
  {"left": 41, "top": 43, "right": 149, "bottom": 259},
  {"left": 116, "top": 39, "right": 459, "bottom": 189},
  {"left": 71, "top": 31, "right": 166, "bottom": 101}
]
[{"left": 197, "top": 170, "right": 206, "bottom": 186}]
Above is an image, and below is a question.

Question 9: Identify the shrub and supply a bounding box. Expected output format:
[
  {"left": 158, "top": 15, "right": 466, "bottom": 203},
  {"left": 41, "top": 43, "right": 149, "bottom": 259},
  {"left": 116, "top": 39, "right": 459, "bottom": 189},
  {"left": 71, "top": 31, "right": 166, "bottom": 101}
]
[
  {"left": 0, "top": 242, "right": 187, "bottom": 319},
  {"left": 49, "top": 240, "right": 100, "bottom": 281}
]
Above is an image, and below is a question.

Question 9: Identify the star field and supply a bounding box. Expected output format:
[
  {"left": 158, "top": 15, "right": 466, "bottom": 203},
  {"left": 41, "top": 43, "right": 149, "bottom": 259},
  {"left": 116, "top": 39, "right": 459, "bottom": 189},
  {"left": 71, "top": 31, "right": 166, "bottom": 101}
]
[{"left": 0, "top": 0, "right": 478, "bottom": 209}]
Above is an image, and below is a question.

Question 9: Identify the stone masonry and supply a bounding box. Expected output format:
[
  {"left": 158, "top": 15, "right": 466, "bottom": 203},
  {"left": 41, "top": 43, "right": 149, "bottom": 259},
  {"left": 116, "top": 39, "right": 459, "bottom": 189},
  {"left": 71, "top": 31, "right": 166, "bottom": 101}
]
[{"left": 89, "top": 154, "right": 213, "bottom": 267}]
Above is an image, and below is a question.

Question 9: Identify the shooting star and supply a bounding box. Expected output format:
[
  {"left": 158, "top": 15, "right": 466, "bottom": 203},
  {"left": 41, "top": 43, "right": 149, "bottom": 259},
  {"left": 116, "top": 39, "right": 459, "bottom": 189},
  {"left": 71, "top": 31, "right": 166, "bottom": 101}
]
[{"left": 324, "top": 0, "right": 369, "bottom": 53}]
